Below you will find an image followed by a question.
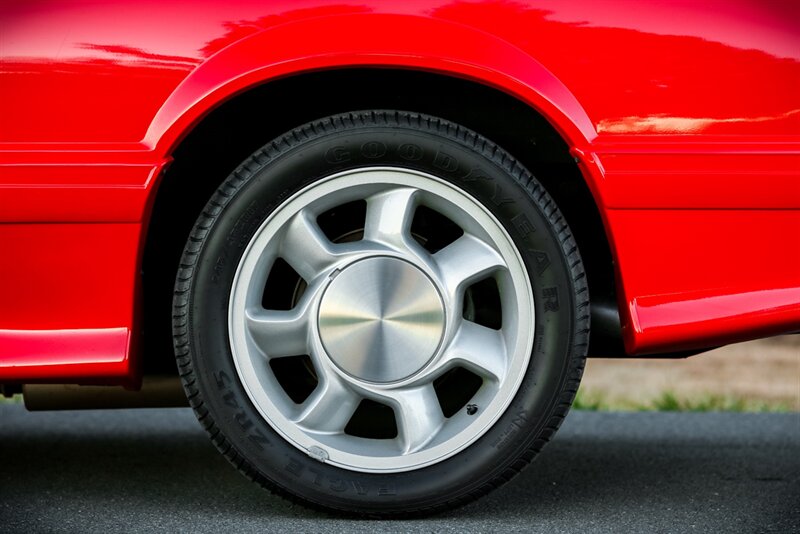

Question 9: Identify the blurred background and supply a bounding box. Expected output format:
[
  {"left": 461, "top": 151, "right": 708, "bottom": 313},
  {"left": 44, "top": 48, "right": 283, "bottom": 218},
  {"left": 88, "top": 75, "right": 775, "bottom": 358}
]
[{"left": 578, "top": 334, "right": 799, "bottom": 411}]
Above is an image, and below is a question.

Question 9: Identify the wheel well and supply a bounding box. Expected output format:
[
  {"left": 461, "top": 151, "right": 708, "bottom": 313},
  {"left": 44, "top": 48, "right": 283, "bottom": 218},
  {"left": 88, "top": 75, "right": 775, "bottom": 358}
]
[{"left": 142, "top": 68, "right": 619, "bottom": 374}]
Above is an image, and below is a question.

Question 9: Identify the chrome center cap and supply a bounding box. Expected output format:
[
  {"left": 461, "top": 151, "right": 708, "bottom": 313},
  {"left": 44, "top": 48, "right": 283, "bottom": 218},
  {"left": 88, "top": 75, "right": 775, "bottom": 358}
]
[{"left": 318, "top": 257, "right": 445, "bottom": 383}]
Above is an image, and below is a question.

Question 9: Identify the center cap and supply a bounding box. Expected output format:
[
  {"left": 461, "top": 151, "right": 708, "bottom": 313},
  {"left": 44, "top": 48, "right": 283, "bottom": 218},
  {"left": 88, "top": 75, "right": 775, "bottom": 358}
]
[{"left": 318, "top": 257, "right": 445, "bottom": 383}]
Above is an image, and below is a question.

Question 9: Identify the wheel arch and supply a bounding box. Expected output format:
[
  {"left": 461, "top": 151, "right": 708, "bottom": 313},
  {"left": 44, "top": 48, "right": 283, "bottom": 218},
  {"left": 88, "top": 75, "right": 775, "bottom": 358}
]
[
  {"left": 143, "top": 13, "right": 598, "bottom": 155},
  {"left": 140, "top": 21, "right": 621, "bottom": 373}
]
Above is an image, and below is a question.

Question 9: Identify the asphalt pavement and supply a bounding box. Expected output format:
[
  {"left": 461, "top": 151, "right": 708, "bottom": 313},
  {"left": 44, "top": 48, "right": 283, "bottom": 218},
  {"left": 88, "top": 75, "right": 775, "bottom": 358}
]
[{"left": 1, "top": 405, "right": 798, "bottom": 533}]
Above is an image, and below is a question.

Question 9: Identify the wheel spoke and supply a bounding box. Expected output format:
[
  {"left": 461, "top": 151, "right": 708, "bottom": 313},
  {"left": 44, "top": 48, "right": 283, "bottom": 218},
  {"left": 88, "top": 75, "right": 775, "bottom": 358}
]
[
  {"left": 435, "top": 234, "right": 504, "bottom": 298},
  {"left": 246, "top": 306, "right": 310, "bottom": 358},
  {"left": 442, "top": 320, "right": 507, "bottom": 381},
  {"left": 384, "top": 385, "right": 445, "bottom": 454},
  {"left": 364, "top": 187, "right": 418, "bottom": 249},
  {"left": 280, "top": 210, "right": 338, "bottom": 281},
  {"left": 292, "top": 374, "right": 360, "bottom": 434}
]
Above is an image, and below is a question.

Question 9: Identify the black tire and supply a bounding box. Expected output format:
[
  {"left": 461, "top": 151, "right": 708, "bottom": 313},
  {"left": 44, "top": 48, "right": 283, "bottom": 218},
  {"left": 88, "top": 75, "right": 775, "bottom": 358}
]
[{"left": 173, "top": 110, "right": 589, "bottom": 516}]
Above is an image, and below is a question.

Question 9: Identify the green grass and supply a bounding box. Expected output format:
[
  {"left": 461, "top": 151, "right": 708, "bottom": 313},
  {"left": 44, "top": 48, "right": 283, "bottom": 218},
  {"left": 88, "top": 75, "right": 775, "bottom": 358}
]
[
  {"left": 573, "top": 390, "right": 608, "bottom": 411},
  {"left": 0, "top": 394, "right": 24, "bottom": 404},
  {"left": 574, "top": 389, "right": 792, "bottom": 412},
  {"left": 650, "top": 391, "right": 790, "bottom": 412}
]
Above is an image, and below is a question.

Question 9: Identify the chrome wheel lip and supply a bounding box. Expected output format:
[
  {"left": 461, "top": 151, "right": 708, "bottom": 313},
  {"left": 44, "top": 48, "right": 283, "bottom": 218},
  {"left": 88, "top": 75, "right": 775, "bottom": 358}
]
[{"left": 229, "top": 167, "right": 535, "bottom": 473}]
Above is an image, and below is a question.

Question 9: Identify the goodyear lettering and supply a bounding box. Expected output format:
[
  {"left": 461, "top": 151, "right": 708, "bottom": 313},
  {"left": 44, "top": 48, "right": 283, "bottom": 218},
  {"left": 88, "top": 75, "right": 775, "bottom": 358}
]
[
  {"left": 433, "top": 150, "right": 459, "bottom": 172},
  {"left": 460, "top": 166, "right": 490, "bottom": 182},
  {"left": 361, "top": 141, "right": 387, "bottom": 159},
  {"left": 397, "top": 143, "right": 423, "bottom": 161},
  {"left": 490, "top": 184, "right": 515, "bottom": 206},
  {"left": 325, "top": 146, "right": 351, "bottom": 163}
]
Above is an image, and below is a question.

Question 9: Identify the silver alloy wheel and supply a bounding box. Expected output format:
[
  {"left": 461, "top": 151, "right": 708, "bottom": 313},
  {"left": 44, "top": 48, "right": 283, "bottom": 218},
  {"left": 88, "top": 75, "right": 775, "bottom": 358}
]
[{"left": 229, "top": 167, "right": 534, "bottom": 473}]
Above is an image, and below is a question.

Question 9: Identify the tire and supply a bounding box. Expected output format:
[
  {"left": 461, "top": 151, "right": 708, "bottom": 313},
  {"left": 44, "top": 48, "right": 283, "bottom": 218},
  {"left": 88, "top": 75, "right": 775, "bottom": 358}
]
[{"left": 173, "top": 110, "right": 589, "bottom": 516}]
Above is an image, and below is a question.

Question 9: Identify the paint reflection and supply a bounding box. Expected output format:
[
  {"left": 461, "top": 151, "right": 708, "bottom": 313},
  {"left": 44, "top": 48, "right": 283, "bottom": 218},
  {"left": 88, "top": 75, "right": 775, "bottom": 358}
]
[{"left": 1, "top": 0, "right": 797, "bottom": 140}]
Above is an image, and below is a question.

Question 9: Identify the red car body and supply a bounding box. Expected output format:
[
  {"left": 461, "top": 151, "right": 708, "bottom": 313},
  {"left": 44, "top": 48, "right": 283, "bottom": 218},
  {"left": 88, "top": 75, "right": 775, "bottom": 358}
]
[{"left": 1, "top": 0, "right": 798, "bottom": 386}]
